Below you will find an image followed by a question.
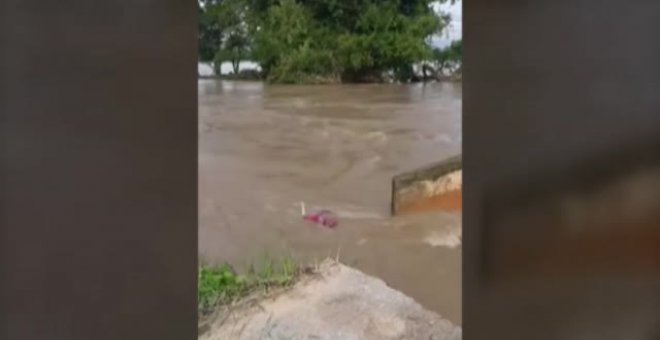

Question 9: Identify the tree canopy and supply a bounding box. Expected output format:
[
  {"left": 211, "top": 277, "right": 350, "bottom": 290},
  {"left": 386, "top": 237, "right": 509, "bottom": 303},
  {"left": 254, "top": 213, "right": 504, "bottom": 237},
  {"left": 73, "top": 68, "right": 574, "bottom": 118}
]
[
  {"left": 198, "top": 0, "right": 461, "bottom": 83},
  {"left": 432, "top": 39, "right": 462, "bottom": 76}
]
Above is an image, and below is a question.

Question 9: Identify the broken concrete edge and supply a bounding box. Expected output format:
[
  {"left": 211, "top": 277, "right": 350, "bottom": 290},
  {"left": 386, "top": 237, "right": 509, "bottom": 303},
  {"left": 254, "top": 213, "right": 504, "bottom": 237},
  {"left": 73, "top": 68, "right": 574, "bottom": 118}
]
[
  {"left": 391, "top": 154, "right": 462, "bottom": 215},
  {"left": 200, "top": 259, "right": 462, "bottom": 339}
]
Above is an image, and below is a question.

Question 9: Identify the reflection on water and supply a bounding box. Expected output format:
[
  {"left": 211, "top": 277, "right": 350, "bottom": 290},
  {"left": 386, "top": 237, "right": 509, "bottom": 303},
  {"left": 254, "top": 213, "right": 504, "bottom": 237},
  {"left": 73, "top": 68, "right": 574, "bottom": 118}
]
[{"left": 198, "top": 80, "right": 462, "bottom": 324}]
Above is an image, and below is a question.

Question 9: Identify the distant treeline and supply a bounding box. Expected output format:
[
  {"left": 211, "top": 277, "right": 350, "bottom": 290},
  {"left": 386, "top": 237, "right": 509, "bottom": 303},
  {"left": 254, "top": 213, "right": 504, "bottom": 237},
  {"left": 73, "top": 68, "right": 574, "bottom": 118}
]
[{"left": 199, "top": 0, "right": 462, "bottom": 83}]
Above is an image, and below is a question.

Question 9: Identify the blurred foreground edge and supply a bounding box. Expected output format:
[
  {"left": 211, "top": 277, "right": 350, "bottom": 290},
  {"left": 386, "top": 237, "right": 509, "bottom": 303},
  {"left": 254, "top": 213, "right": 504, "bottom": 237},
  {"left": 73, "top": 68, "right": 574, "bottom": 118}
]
[
  {"left": 464, "top": 0, "right": 660, "bottom": 339},
  {"left": 483, "top": 136, "right": 660, "bottom": 283},
  {"left": 470, "top": 137, "right": 660, "bottom": 340}
]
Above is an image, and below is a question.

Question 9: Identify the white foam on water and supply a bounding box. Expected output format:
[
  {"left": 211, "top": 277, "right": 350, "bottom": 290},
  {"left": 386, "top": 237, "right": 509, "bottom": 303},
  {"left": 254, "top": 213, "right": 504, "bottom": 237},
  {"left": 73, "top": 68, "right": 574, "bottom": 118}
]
[
  {"left": 422, "top": 230, "right": 462, "bottom": 249},
  {"left": 431, "top": 133, "right": 452, "bottom": 143},
  {"left": 337, "top": 210, "right": 385, "bottom": 219},
  {"left": 398, "top": 170, "right": 462, "bottom": 206},
  {"left": 363, "top": 131, "right": 388, "bottom": 143}
]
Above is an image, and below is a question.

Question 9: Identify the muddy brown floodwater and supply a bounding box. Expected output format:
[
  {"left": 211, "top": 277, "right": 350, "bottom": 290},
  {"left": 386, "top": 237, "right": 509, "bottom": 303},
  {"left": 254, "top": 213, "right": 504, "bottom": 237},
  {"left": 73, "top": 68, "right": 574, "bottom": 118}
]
[{"left": 198, "top": 80, "right": 462, "bottom": 324}]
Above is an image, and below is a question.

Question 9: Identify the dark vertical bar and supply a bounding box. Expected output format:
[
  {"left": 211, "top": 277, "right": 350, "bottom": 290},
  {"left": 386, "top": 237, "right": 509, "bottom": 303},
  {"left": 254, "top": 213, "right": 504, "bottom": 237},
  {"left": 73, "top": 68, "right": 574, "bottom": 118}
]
[
  {"left": 464, "top": 0, "right": 660, "bottom": 339},
  {"left": 463, "top": 0, "right": 660, "bottom": 339},
  {"left": 1, "top": 1, "right": 197, "bottom": 339}
]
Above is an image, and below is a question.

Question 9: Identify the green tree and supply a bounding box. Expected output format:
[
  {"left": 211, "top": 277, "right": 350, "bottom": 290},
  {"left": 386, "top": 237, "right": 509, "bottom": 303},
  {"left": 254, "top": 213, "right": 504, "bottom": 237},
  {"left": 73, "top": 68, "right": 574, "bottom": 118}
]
[
  {"left": 251, "top": 0, "right": 338, "bottom": 83},
  {"left": 198, "top": 0, "right": 253, "bottom": 75},
  {"left": 432, "top": 39, "right": 461, "bottom": 76},
  {"left": 212, "top": 0, "right": 251, "bottom": 74},
  {"left": 200, "top": 0, "right": 458, "bottom": 83},
  {"left": 215, "top": 34, "right": 250, "bottom": 74},
  {"left": 251, "top": 0, "right": 453, "bottom": 83},
  {"left": 198, "top": 0, "right": 223, "bottom": 63},
  {"left": 335, "top": 1, "right": 444, "bottom": 82},
  {"left": 448, "top": 39, "right": 462, "bottom": 74}
]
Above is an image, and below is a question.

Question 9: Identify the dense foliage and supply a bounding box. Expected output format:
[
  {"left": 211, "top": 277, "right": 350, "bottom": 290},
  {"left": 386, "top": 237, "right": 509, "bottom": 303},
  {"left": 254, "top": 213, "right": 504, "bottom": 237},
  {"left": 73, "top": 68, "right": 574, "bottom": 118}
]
[{"left": 199, "top": 0, "right": 461, "bottom": 83}]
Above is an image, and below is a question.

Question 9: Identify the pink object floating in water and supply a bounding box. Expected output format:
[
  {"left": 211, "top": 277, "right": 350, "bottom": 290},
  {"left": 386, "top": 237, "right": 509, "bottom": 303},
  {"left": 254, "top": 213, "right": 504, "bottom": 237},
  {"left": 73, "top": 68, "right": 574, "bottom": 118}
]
[{"left": 303, "top": 210, "right": 338, "bottom": 229}]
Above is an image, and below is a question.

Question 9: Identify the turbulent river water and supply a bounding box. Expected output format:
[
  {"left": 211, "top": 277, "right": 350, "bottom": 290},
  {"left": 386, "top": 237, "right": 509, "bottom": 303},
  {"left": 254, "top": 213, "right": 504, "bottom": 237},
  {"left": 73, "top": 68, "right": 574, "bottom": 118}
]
[{"left": 198, "top": 80, "right": 462, "bottom": 324}]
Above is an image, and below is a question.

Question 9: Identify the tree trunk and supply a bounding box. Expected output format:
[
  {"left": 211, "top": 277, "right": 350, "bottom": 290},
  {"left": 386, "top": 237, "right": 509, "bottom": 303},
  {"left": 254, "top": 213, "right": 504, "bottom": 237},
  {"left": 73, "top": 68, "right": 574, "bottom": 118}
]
[
  {"left": 232, "top": 58, "right": 240, "bottom": 74},
  {"left": 340, "top": 69, "right": 382, "bottom": 83},
  {"left": 422, "top": 64, "right": 437, "bottom": 82}
]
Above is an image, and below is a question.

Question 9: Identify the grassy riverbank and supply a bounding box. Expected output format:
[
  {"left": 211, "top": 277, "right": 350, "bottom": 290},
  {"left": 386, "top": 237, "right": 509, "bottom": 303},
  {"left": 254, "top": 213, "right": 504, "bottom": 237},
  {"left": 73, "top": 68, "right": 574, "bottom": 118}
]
[{"left": 198, "top": 256, "right": 303, "bottom": 316}]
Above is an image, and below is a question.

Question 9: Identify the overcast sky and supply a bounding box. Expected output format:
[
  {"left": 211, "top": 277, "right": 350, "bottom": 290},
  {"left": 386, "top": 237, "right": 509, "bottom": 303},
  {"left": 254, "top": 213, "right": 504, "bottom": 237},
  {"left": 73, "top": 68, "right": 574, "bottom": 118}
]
[{"left": 432, "top": 1, "right": 462, "bottom": 48}]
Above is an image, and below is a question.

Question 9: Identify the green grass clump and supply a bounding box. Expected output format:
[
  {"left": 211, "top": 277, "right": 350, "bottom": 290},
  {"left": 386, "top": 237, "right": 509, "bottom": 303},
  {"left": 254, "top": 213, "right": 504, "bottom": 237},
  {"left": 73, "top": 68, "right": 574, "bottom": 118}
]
[
  {"left": 198, "top": 264, "right": 247, "bottom": 314},
  {"left": 198, "top": 256, "right": 301, "bottom": 315}
]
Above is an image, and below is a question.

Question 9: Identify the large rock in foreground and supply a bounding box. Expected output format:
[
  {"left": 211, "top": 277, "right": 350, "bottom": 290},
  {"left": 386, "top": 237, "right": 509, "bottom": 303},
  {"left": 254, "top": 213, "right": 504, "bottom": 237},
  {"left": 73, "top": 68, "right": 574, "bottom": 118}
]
[{"left": 201, "top": 260, "right": 461, "bottom": 340}]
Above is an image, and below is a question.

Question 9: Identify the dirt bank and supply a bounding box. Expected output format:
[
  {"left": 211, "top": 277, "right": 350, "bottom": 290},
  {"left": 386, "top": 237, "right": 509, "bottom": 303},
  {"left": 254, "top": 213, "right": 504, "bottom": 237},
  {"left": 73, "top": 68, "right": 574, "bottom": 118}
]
[{"left": 200, "top": 259, "right": 461, "bottom": 340}]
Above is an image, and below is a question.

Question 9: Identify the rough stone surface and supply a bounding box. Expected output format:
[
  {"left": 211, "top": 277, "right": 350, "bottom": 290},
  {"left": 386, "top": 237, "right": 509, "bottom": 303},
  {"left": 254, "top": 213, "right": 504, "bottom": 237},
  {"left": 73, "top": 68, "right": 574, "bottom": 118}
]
[{"left": 201, "top": 260, "right": 462, "bottom": 340}]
